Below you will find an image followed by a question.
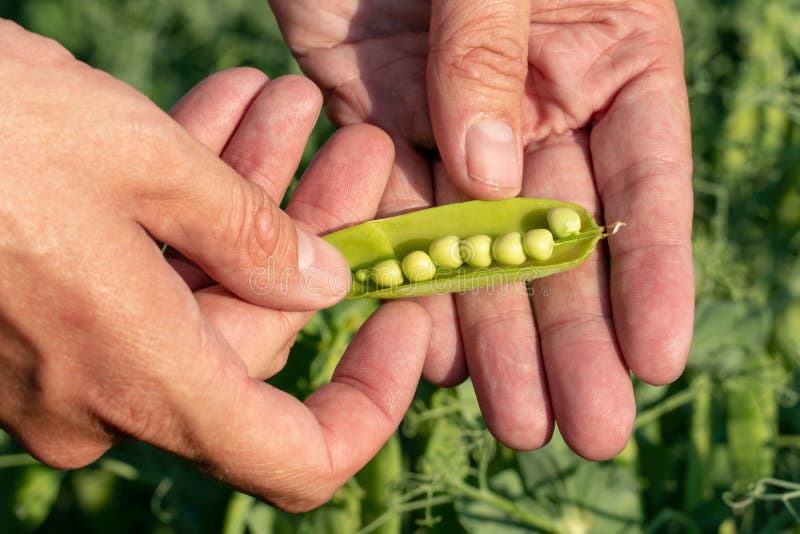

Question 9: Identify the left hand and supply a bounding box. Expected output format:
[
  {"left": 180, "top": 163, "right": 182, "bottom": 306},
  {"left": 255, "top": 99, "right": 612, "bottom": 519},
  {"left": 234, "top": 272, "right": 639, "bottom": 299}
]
[
  {"left": 165, "top": 69, "right": 433, "bottom": 510},
  {"left": 269, "top": 0, "right": 694, "bottom": 458}
]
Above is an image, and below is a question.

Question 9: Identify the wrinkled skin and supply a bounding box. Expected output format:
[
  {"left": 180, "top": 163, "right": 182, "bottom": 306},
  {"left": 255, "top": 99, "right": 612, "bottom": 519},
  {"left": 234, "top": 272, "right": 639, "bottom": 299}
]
[
  {"left": 0, "top": 20, "right": 430, "bottom": 511},
  {"left": 269, "top": 0, "right": 694, "bottom": 457}
]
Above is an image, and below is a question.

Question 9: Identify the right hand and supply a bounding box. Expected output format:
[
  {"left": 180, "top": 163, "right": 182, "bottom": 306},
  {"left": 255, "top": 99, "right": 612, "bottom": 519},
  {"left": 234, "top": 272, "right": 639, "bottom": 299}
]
[
  {"left": 269, "top": 0, "right": 694, "bottom": 459},
  {"left": 0, "top": 20, "right": 430, "bottom": 511}
]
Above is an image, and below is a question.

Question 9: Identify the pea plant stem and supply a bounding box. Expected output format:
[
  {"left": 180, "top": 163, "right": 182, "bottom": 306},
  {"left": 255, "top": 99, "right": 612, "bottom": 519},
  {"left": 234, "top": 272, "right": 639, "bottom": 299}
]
[
  {"left": 634, "top": 386, "right": 701, "bottom": 430},
  {"left": 357, "top": 495, "right": 454, "bottom": 534},
  {"left": 777, "top": 435, "right": 800, "bottom": 449},
  {"left": 724, "top": 478, "right": 800, "bottom": 521},
  {"left": 0, "top": 452, "right": 39, "bottom": 468},
  {"left": 447, "top": 481, "right": 557, "bottom": 532}
]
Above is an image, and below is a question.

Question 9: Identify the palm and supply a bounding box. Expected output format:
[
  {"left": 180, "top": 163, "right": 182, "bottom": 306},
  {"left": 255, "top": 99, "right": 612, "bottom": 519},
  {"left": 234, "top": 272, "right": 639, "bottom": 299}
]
[
  {"left": 272, "top": 0, "right": 694, "bottom": 458},
  {"left": 272, "top": 1, "right": 429, "bottom": 152},
  {"left": 524, "top": 6, "right": 671, "bottom": 138},
  {"left": 276, "top": 2, "right": 672, "bottom": 160}
]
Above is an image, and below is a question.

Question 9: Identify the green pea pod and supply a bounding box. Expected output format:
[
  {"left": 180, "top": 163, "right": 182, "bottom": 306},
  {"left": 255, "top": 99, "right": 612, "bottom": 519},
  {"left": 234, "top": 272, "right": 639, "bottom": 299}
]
[{"left": 323, "top": 198, "right": 607, "bottom": 299}]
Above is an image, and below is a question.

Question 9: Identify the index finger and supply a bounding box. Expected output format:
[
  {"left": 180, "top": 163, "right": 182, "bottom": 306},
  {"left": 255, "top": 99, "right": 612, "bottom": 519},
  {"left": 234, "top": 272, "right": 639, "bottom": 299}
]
[{"left": 591, "top": 20, "right": 694, "bottom": 384}]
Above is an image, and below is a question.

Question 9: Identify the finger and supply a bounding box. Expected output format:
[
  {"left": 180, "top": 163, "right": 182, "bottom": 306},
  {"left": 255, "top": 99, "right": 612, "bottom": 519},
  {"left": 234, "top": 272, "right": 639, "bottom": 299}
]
[
  {"left": 129, "top": 121, "right": 349, "bottom": 311},
  {"left": 167, "top": 68, "right": 270, "bottom": 291},
  {"left": 522, "top": 131, "right": 634, "bottom": 459},
  {"left": 428, "top": 0, "right": 530, "bottom": 199},
  {"left": 194, "top": 285, "right": 302, "bottom": 379},
  {"left": 83, "top": 229, "right": 427, "bottom": 510},
  {"left": 169, "top": 67, "right": 269, "bottom": 153},
  {"left": 167, "top": 74, "right": 322, "bottom": 291},
  {"left": 433, "top": 161, "right": 551, "bottom": 450},
  {"left": 161, "top": 301, "right": 430, "bottom": 512},
  {"left": 592, "top": 54, "right": 694, "bottom": 385},
  {"left": 221, "top": 75, "right": 322, "bottom": 199},
  {"left": 377, "top": 137, "right": 434, "bottom": 217},
  {"left": 414, "top": 293, "right": 466, "bottom": 386},
  {"left": 200, "top": 124, "right": 397, "bottom": 378},
  {"left": 288, "top": 124, "right": 393, "bottom": 232},
  {"left": 373, "top": 144, "right": 466, "bottom": 385},
  {"left": 301, "top": 301, "right": 430, "bottom": 508}
]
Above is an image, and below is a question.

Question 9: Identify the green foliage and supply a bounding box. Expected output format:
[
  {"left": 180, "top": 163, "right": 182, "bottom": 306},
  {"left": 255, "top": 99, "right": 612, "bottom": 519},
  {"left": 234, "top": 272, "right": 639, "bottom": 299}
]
[{"left": 2, "top": 0, "right": 800, "bottom": 532}]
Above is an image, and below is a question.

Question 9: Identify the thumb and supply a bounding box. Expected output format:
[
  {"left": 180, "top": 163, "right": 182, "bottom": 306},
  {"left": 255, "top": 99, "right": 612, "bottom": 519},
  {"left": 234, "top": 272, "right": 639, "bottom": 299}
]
[
  {"left": 428, "top": 0, "right": 530, "bottom": 199},
  {"left": 132, "top": 123, "right": 350, "bottom": 311}
]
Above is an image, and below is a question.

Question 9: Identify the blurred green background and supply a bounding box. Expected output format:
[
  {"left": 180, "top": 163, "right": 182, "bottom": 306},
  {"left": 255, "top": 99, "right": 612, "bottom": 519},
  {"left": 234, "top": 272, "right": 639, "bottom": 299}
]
[{"left": 1, "top": 0, "right": 800, "bottom": 532}]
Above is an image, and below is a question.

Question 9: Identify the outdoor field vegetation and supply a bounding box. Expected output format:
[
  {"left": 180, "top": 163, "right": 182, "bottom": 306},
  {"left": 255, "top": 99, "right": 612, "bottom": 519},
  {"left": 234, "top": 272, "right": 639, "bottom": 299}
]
[{"left": 1, "top": 0, "right": 800, "bottom": 532}]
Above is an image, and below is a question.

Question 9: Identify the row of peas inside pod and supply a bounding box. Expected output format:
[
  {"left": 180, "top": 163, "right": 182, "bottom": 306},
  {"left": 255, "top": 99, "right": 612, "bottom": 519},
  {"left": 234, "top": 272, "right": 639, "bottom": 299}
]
[
  {"left": 322, "top": 199, "right": 620, "bottom": 299},
  {"left": 361, "top": 207, "right": 582, "bottom": 287}
]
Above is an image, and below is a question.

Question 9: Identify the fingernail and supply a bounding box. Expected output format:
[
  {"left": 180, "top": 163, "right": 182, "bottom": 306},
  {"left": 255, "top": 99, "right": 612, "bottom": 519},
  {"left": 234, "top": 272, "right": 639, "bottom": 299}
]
[
  {"left": 295, "top": 227, "right": 347, "bottom": 275},
  {"left": 466, "top": 119, "right": 521, "bottom": 189}
]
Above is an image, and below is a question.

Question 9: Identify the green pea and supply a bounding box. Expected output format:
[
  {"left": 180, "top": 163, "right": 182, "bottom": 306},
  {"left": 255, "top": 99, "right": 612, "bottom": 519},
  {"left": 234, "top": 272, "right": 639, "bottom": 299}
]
[
  {"left": 429, "top": 235, "right": 463, "bottom": 268},
  {"left": 354, "top": 269, "right": 370, "bottom": 283},
  {"left": 370, "top": 259, "right": 404, "bottom": 287},
  {"left": 547, "top": 207, "right": 582, "bottom": 238},
  {"left": 459, "top": 234, "right": 493, "bottom": 267},
  {"left": 492, "top": 232, "right": 527, "bottom": 266},
  {"left": 523, "top": 228, "right": 554, "bottom": 260},
  {"left": 323, "top": 198, "right": 607, "bottom": 299},
  {"left": 402, "top": 250, "right": 436, "bottom": 282}
]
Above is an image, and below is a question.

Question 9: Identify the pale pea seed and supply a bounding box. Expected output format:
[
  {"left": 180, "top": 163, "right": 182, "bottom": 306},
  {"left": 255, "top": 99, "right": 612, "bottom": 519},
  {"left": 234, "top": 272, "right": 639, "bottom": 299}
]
[
  {"left": 523, "top": 228, "right": 554, "bottom": 261},
  {"left": 370, "top": 259, "right": 404, "bottom": 287},
  {"left": 492, "top": 232, "right": 527, "bottom": 266},
  {"left": 402, "top": 250, "right": 437, "bottom": 282},
  {"left": 547, "top": 207, "right": 582, "bottom": 238},
  {"left": 459, "top": 235, "right": 493, "bottom": 267},
  {"left": 354, "top": 269, "right": 370, "bottom": 283},
  {"left": 429, "top": 235, "right": 463, "bottom": 268}
]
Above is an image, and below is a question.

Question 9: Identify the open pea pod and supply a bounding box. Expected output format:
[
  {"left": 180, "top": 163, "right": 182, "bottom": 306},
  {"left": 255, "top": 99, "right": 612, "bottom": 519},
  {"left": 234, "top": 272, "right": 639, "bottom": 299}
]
[{"left": 323, "top": 198, "right": 606, "bottom": 299}]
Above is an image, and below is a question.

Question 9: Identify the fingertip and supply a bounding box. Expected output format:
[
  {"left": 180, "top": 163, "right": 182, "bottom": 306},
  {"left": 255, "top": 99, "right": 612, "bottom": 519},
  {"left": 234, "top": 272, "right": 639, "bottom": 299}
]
[
  {"left": 174, "top": 67, "right": 269, "bottom": 113},
  {"left": 266, "top": 73, "right": 323, "bottom": 116},
  {"left": 288, "top": 124, "right": 397, "bottom": 234},
  {"left": 294, "top": 226, "right": 352, "bottom": 305},
  {"left": 494, "top": 413, "right": 555, "bottom": 452},
  {"left": 463, "top": 118, "right": 522, "bottom": 196},
  {"left": 170, "top": 67, "right": 269, "bottom": 151},
  {"left": 217, "top": 66, "right": 270, "bottom": 86},
  {"left": 627, "top": 334, "right": 691, "bottom": 386},
  {"left": 333, "top": 123, "right": 396, "bottom": 163},
  {"left": 561, "top": 401, "right": 636, "bottom": 461},
  {"left": 612, "top": 245, "right": 694, "bottom": 386},
  {"left": 437, "top": 117, "right": 523, "bottom": 201},
  {"left": 545, "top": 339, "right": 637, "bottom": 461}
]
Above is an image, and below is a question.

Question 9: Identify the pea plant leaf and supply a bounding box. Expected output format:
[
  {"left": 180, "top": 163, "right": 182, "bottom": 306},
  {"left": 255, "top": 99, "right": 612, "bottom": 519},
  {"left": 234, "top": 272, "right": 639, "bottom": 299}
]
[
  {"left": 689, "top": 299, "right": 772, "bottom": 375},
  {"left": 457, "top": 430, "right": 642, "bottom": 534},
  {"left": 13, "top": 465, "right": 64, "bottom": 530}
]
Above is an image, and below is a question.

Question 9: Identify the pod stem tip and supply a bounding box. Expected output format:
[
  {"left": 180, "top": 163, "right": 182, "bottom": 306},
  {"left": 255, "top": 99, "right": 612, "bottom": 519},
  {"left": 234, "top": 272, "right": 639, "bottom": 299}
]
[{"left": 602, "top": 221, "right": 626, "bottom": 238}]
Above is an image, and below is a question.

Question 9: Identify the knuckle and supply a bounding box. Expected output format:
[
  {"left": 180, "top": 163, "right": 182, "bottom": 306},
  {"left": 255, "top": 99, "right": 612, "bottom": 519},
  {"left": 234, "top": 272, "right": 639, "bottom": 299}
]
[
  {"left": 22, "top": 431, "right": 108, "bottom": 470},
  {"left": 250, "top": 199, "right": 295, "bottom": 268},
  {"left": 0, "top": 19, "right": 75, "bottom": 64},
  {"left": 205, "top": 182, "right": 275, "bottom": 273},
  {"left": 88, "top": 387, "right": 173, "bottom": 448},
  {"left": 121, "top": 116, "right": 194, "bottom": 201},
  {"left": 271, "top": 480, "right": 340, "bottom": 513},
  {"left": 262, "top": 453, "right": 340, "bottom": 512},
  {"left": 436, "top": 25, "right": 527, "bottom": 90}
]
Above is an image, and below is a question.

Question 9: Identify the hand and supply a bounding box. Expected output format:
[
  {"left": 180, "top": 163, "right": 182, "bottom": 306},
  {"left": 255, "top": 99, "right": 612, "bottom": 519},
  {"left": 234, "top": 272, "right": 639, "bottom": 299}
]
[
  {"left": 0, "top": 20, "right": 430, "bottom": 511},
  {"left": 269, "top": 0, "right": 694, "bottom": 458}
]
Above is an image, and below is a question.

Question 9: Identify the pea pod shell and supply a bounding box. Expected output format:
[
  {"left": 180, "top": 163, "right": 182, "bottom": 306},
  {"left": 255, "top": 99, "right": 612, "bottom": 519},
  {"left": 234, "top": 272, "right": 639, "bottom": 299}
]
[{"left": 323, "top": 198, "right": 602, "bottom": 299}]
